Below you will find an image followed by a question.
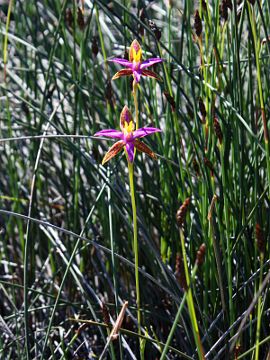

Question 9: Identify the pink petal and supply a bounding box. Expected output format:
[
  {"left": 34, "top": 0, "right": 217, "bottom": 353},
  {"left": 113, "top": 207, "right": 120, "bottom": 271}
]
[
  {"left": 112, "top": 69, "right": 133, "bottom": 80},
  {"left": 125, "top": 142, "right": 135, "bottom": 162},
  {"left": 109, "top": 58, "right": 133, "bottom": 68},
  {"left": 133, "top": 70, "right": 141, "bottom": 83},
  {"left": 133, "top": 127, "right": 162, "bottom": 139},
  {"left": 94, "top": 129, "right": 123, "bottom": 139},
  {"left": 140, "top": 58, "right": 164, "bottom": 70}
]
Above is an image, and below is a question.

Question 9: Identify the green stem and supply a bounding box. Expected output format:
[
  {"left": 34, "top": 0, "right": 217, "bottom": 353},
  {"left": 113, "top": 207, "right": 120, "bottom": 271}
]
[
  {"left": 3, "top": 0, "right": 13, "bottom": 81},
  {"left": 95, "top": 4, "right": 108, "bottom": 77},
  {"left": 248, "top": 4, "right": 270, "bottom": 193},
  {"left": 220, "top": 142, "right": 233, "bottom": 324},
  {"left": 133, "top": 81, "right": 139, "bottom": 130},
  {"left": 127, "top": 161, "right": 142, "bottom": 354},
  {"left": 238, "top": 334, "right": 270, "bottom": 359},
  {"left": 180, "top": 229, "right": 205, "bottom": 360}
]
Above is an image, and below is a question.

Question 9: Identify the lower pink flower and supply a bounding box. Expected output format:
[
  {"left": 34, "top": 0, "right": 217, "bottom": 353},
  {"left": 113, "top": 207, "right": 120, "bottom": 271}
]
[{"left": 94, "top": 106, "right": 161, "bottom": 164}]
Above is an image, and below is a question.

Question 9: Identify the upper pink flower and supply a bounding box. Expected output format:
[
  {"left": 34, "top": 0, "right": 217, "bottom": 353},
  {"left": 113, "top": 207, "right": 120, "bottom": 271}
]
[
  {"left": 109, "top": 39, "right": 164, "bottom": 83},
  {"left": 94, "top": 106, "right": 161, "bottom": 165}
]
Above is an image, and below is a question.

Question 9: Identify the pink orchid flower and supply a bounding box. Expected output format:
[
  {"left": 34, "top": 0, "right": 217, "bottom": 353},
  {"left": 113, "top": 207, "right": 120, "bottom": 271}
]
[
  {"left": 109, "top": 39, "right": 164, "bottom": 83},
  {"left": 94, "top": 106, "right": 161, "bottom": 165}
]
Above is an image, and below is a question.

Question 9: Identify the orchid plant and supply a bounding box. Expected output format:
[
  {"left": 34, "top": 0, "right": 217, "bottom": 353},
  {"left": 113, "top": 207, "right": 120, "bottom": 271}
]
[{"left": 95, "top": 39, "right": 163, "bottom": 358}]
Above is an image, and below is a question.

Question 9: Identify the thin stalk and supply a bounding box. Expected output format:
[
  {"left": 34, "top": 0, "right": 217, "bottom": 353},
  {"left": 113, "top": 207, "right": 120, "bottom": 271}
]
[
  {"left": 133, "top": 81, "right": 139, "bottom": 130},
  {"left": 208, "top": 194, "right": 227, "bottom": 316},
  {"left": 238, "top": 334, "right": 270, "bottom": 359},
  {"left": 3, "top": 0, "right": 13, "bottom": 81},
  {"left": 247, "top": 3, "right": 270, "bottom": 192},
  {"left": 95, "top": 4, "right": 108, "bottom": 77},
  {"left": 220, "top": 140, "right": 233, "bottom": 322},
  {"left": 59, "top": 325, "right": 84, "bottom": 360},
  {"left": 167, "top": 4, "right": 172, "bottom": 64},
  {"left": 127, "top": 161, "right": 142, "bottom": 356},
  {"left": 180, "top": 229, "right": 205, "bottom": 360},
  {"left": 156, "top": 42, "right": 185, "bottom": 201},
  {"left": 254, "top": 253, "right": 264, "bottom": 360}
]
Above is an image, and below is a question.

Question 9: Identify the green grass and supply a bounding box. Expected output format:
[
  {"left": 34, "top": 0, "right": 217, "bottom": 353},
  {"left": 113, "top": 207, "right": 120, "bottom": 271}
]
[{"left": 0, "top": 0, "right": 270, "bottom": 358}]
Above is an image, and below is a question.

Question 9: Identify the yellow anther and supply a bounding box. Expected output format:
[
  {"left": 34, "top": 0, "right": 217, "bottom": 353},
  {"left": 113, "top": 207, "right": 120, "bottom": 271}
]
[
  {"left": 132, "top": 47, "right": 142, "bottom": 63},
  {"left": 124, "top": 121, "right": 134, "bottom": 134}
]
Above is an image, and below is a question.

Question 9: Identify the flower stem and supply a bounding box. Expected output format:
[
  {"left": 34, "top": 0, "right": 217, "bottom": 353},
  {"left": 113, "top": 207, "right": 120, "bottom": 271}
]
[
  {"left": 127, "top": 161, "right": 142, "bottom": 353},
  {"left": 133, "top": 81, "right": 139, "bottom": 130}
]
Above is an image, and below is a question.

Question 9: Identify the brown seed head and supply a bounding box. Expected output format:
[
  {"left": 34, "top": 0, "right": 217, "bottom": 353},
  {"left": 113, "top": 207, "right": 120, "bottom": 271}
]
[
  {"left": 194, "top": 10, "right": 203, "bottom": 37},
  {"left": 65, "top": 8, "right": 73, "bottom": 28},
  {"left": 255, "top": 223, "right": 265, "bottom": 253},
  {"left": 220, "top": 1, "right": 228, "bottom": 21},
  {"left": 77, "top": 7, "right": 85, "bottom": 30},
  {"left": 164, "top": 91, "right": 176, "bottom": 112},
  {"left": 176, "top": 198, "right": 190, "bottom": 228},
  {"left": 92, "top": 36, "right": 99, "bottom": 58},
  {"left": 149, "top": 19, "right": 162, "bottom": 41},
  {"left": 199, "top": 97, "right": 207, "bottom": 118},
  {"left": 193, "top": 158, "right": 200, "bottom": 177},
  {"left": 92, "top": 36, "right": 98, "bottom": 57},
  {"left": 202, "top": 0, "right": 207, "bottom": 11},
  {"left": 175, "top": 253, "right": 187, "bottom": 290},
  {"left": 226, "top": 0, "right": 233, "bottom": 10},
  {"left": 214, "top": 117, "right": 223, "bottom": 144},
  {"left": 168, "top": 0, "right": 175, "bottom": 7},
  {"left": 105, "top": 80, "right": 113, "bottom": 103},
  {"left": 204, "top": 157, "right": 214, "bottom": 172},
  {"left": 101, "top": 302, "right": 110, "bottom": 325},
  {"left": 234, "top": 343, "right": 241, "bottom": 359},
  {"left": 22, "top": 102, "right": 30, "bottom": 116},
  {"left": 196, "top": 243, "right": 206, "bottom": 265}
]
